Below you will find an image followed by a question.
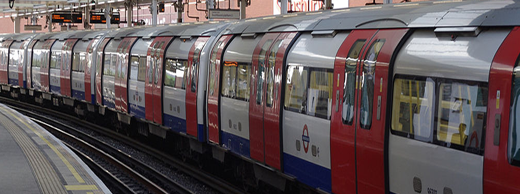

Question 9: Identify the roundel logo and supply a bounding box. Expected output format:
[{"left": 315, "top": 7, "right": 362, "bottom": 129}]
[{"left": 302, "top": 124, "right": 310, "bottom": 153}]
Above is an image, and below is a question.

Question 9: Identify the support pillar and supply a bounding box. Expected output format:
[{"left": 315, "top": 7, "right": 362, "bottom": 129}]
[
  {"left": 13, "top": 16, "right": 20, "bottom": 33},
  {"left": 48, "top": 13, "right": 52, "bottom": 32},
  {"left": 85, "top": 5, "right": 91, "bottom": 29},
  {"left": 240, "top": 0, "right": 246, "bottom": 19},
  {"left": 31, "top": 15, "right": 37, "bottom": 33},
  {"left": 281, "top": 0, "right": 288, "bottom": 14},
  {"left": 126, "top": 3, "right": 133, "bottom": 27},
  {"left": 152, "top": 0, "right": 157, "bottom": 26},
  {"left": 177, "top": 0, "right": 182, "bottom": 23},
  {"left": 324, "top": 0, "right": 332, "bottom": 10},
  {"left": 105, "top": 3, "right": 111, "bottom": 28}
]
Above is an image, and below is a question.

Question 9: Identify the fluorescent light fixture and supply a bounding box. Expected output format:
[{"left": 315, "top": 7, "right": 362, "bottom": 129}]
[
  {"left": 41, "top": 10, "right": 47, "bottom": 13},
  {"left": 12, "top": 14, "right": 17, "bottom": 17},
  {"left": 33, "top": 4, "right": 47, "bottom": 9},
  {"left": 64, "top": 7, "right": 71, "bottom": 10},
  {"left": 67, "top": 0, "right": 80, "bottom": 3},
  {"left": 73, "top": 6, "right": 79, "bottom": 9},
  {"left": 80, "top": 4, "right": 87, "bottom": 7},
  {"left": 108, "top": 0, "right": 115, "bottom": 3},
  {"left": 2, "top": 9, "right": 17, "bottom": 13},
  {"left": 117, "top": 0, "right": 125, "bottom": 2},
  {"left": 18, "top": 13, "right": 24, "bottom": 16},
  {"left": 0, "top": 16, "right": 3, "bottom": 19},
  {"left": 56, "top": 8, "right": 63, "bottom": 11}
]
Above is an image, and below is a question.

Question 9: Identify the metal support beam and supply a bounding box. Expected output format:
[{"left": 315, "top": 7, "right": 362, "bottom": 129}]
[
  {"left": 13, "top": 16, "right": 20, "bottom": 33},
  {"left": 281, "top": 0, "right": 287, "bottom": 14},
  {"left": 31, "top": 15, "right": 37, "bottom": 33},
  {"left": 85, "top": 5, "right": 91, "bottom": 29},
  {"left": 48, "top": 13, "right": 52, "bottom": 32},
  {"left": 240, "top": 0, "right": 246, "bottom": 19},
  {"left": 152, "top": 0, "right": 157, "bottom": 26},
  {"left": 324, "top": 0, "right": 332, "bottom": 10},
  {"left": 127, "top": 3, "right": 133, "bottom": 27},
  {"left": 105, "top": 3, "right": 111, "bottom": 28}
]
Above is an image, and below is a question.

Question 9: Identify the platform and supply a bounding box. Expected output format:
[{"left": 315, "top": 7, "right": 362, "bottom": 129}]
[{"left": 0, "top": 104, "right": 110, "bottom": 194}]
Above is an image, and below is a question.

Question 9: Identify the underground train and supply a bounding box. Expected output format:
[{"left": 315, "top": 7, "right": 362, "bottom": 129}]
[{"left": 1, "top": 0, "right": 520, "bottom": 193}]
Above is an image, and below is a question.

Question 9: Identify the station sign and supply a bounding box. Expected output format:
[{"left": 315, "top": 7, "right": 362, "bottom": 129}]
[
  {"left": 90, "top": 12, "right": 120, "bottom": 24},
  {"left": 24, "top": 25, "right": 42, "bottom": 31},
  {"left": 208, "top": 9, "right": 240, "bottom": 19},
  {"left": 52, "top": 12, "right": 83, "bottom": 23}
]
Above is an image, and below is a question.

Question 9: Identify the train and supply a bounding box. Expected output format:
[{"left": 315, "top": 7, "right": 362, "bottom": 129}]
[{"left": 1, "top": 0, "right": 520, "bottom": 193}]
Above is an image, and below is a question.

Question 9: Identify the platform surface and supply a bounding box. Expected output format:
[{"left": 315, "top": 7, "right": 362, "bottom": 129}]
[{"left": 0, "top": 104, "right": 110, "bottom": 194}]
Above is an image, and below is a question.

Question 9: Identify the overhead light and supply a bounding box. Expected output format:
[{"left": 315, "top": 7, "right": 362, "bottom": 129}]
[
  {"left": 40, "top": 10, "right": 47, "bottom": 13},
  {"left": 2, "top": 9, "right": 16, "bottom": 13},
  {"left": 80, "top": 4, "right": 87, "bottom": 7},
  {"left": 33, "top": 4, "right": 47, "bottom": 9},
  {"left": 67, "top": 0, "right": 80, "bottom": 3},
  {"left": 107, "top": 0, "right": 115, "bottom": 3},
  {"left": 64, "top": 7, "right": 71, "bottom": 10},
  {"left": 0, "top": 16, "right": 3, "bottom": 19},
  {"left": 73, "top": 6, "right": 79, "bottom": 9},
  {"left": 56, "top": 8, "right": 63, "bottom": 11}
]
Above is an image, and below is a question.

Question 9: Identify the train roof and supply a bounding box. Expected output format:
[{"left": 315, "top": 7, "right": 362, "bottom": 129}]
[{"left": 223, "top": 0, "right": 520, "bottom": 34}]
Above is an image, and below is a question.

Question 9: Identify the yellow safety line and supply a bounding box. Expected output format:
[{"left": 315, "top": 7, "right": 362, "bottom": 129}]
[
  {"left": 65, "top": 185, "right": 98, "bottom": 191},
  {"left": 0, "top": 106, "right": 86, "bottom": 183}
]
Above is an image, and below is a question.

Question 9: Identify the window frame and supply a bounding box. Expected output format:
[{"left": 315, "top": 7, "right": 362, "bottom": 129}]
[
  {"left": 283, "top": 65, "right": 334, "bottom": 120},
  {"left": 390, "top": 74, "right": 488, "bottom": 155},
  {"left": 220, "top": 61, "right": 251, "bottom": 102}
]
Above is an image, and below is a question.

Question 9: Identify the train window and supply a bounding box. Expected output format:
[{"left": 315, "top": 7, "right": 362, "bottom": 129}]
[
  {"left": 391, "top": 77, "right": 434, "bottom": 141},
  {"left": 360, "top": 39, "right": 385, "bottom": 129},
  {"left": 236, "top": 64, "right": 251, "bottom": 101},
  {"left": 221, "top": 61, "right": 237, "bottom": 98},
  {"left": 130, "top": 56, "right": 139, "bottom": 80},
  {"left": 509, "top": 58, "right": 520, "bottom": 166},
  {"left": 72, "top": 52, "right": 81, "bottom": 72},
  {"left": 164, "top": 59, "right": 188, "bottom": 89},
  {"left": 209, "top": 40, "right": 223, "bottom": 96},
  {"left": 308, "top": 69, "right": 333, "bottom": 119},
  {"left": 257, "top": 40, "right": 272, "bottom": 105},
  {"left": 51, "top": 51, "right": 62, "bottom": 69},
  {"left": 284, "top": 65, "right": 308, "bottom": 113},
  {"left": 80, "top": 53, "right": 86, "bottom": 72},
  {"left": 343, "top": 40, "right": 365, "bottom": 125},
  {"left": 267, "top": 40, "right": 283, "bottom": 107},
  {"left": 435, "top": 80, "right": 487, "bottom": 154},
  {"left": 138, "top": 57, "right": 147, "bottom": 82},
  {"left": 32, "top": 50, "right": 41, "bottom": 68}
]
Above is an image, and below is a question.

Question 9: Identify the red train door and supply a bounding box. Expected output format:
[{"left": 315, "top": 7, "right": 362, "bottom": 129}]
[
  {"left": 41, "top": 39, "right": 56, "bottom": 93},
  {"left": 84, "top": 39, "right": 98, "bottom": 103},
  {"left": 153, "top": 36, "right": 173, "bottom": 124},
  {"left": 330, "top": 29, "right": 407, "bottom": 194},
  {"left": 186, "top": 37, "right": 209, "bottom": 139},
  {"left": 145, "top": 37, "right": 173, "bottom": 123},
  {"left": 0, "top": 40, "right": 13, "bottom": 85},
  {"left": 26, "top": 40, "right": 38, "bottom": 89},
  {"left": 61, "top": 39, "right": 78, "bottom": 97},
  {"left": 207, "top": 35, "right": 234, "bottom": 144},
  {"left": 484, "top": 27, "right": 520, "bottom": 194},
  {"left": 250, "top": 32, "right": 297, "bottom": 170},
  {"left": 250, "top": 33, "right": 280, "bottom": 164},
  {"left": 115, "top": 37, "right": 137, "bottom": 113},
  {"left": 96, "top": 38, "right": 111, "bottom": 105}
]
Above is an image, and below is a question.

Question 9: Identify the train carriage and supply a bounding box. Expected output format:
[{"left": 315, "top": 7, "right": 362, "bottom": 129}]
[
  {"left": 8, "top": 34, "right": 37, "bottom": 92},
  {"left": 71, "top": 30, "right": 109, "bottom": 106}
]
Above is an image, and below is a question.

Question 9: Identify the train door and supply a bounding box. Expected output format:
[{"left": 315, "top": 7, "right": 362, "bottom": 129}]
[
  {"left": 207, "top": 35, "right": 234, "bottom": 144},
  {"left": 0, "top": 40, "right": 13, "bottom": 85},
  {"left": 96, "top": 38, "right": 111, "bottom": 106},
  {"left": 115, "top": 37, "right": 137, "bottom": 113},
  {"left": 61, "top": 39, "right": 78, "bottom": 97},
  {"left": 186, "top": 37, "right": 209, "bottom": 140},
  {"left": 250, "top": 32, "right": 297, "bottom": 170},
  {"left": 145, "top": 37, "right": 173, "bottom": 124},
  {"left": 484, "top": 27, "right": 520, "bottom": 193},
  {"left": 27, "top": 40, "right": 38, "bottom": 90},
  {"left": 41, "top": 39, "right": 56, "bottom": 93},
  {"left": 330, "top": 29, "right": 407, "bottom": 194}
]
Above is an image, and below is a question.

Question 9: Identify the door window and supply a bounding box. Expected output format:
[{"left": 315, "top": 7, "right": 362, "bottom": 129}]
[
  {"left": 209, "top": 40, "right": 224, "bottom": 96},
  {"left": 266, "top": 40, "right": 283, "bottom": 107},
  {"left": 343, "top": 40, "right": 365, "bottom": 125},
  {"left": 360, "top": 39, "right": 385, "bottom": 129},
  {"left": 256, "top": 40, "right": 272, "bottom": 105},
  {"left": 510, "top": 57, "right": 520, "bottom": 166}
]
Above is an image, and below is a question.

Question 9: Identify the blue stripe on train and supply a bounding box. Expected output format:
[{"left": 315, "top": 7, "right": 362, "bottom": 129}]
[
  {"left": 8, "top": 78, "right": 18, "bottom": 86},
  {"left": 103, "top": 96, "right": 115, "bottom": 109},
  {"left": 130, "top": 103, "right": 146, "bottom": 120},
  {"left": 91, "top": 94, "right": 96, "bottom": 104},
  {"left": 221, "top": 131, "right": 250, "bottom": 158},
  {"left": 50, "top": 85, "right": 60, "bottom": 95},
  {"left": 72, "top": 89, "right": 85, "bottom": 101},
  {"left": 283, "top": 153, "right": 331, "bottom": 193},
  {"left": 197, "top": 124, "right": 204, "bottom": 142},
  {"left": 163, "top": 113, "right": 186, "bottom": 133}
]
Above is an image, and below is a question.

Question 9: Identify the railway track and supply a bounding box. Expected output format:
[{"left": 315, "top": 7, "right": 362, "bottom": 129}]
[{"left": 1, "top": 97, "right": 243, "bottom": 194}]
